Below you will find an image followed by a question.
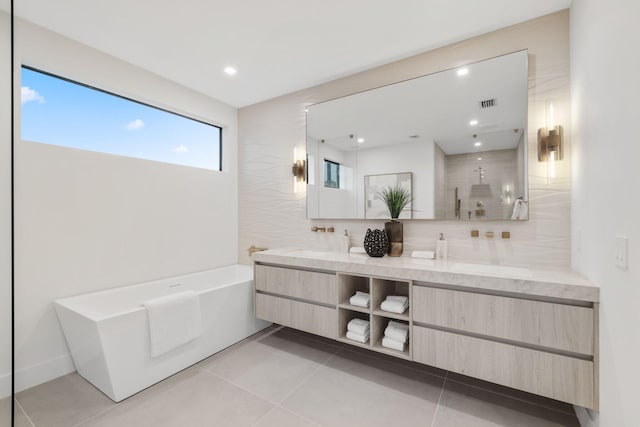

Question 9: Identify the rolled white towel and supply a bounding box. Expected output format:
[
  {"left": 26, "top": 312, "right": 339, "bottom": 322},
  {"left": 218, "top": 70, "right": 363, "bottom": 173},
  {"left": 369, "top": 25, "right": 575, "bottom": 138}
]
[
  {"left": 511, "top": 199, "right": 522, "bottom": 220},
  {"left": 346, "top": 330, "right": 369, "bottom": 344},
  {"left": 388, "top": 320, "right": 409, "bottom": 332},
  {"left": 384, "top": 321, "right": 409, "bottom": 343},
  {"left": 385, "top": 295, "right": 408, "bottom": 305},
  {"left": 411, "top": 250, "right": 435, "bottom": 259},
  {"left": 349, "top": 291, "right": 370, "bottom": 308},
  {"left": 382, "top": 336, "right": 405, "bottom": 352},
  {"left": 347, "top": 318, "right": 370, "bottom": 335},
  {"left": 518, "top": 200, "right": 528, "bottom": 220},
  {"left": 349, "top": 247, "right": 366, "bottom": 254},
  {"left": 380, "top": 299, "right": 408, "bottom": 314}
]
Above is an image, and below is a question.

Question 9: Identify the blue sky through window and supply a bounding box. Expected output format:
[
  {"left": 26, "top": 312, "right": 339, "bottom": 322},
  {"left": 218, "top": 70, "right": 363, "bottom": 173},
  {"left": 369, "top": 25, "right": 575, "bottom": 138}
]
[{"left": 21, "top": 67, "right": 221, "bottom": 170}]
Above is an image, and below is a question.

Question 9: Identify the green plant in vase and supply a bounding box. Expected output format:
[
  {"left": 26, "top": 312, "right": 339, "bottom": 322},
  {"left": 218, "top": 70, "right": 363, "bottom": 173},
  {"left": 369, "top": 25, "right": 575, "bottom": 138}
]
[
  {"left": 378, "top": 185, "right": 412, "bottom": 219},
  {"left": 377, "top": 185, "right": 413, "bottom": 257}
]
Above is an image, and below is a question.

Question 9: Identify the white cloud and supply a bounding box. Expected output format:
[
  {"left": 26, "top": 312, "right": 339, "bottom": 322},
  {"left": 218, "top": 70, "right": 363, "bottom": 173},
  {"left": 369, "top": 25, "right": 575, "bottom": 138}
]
[
  {"left": 173, "top": 144, "right": 189, "bottom": 154},
  {"left": 21, "top": 86, "right": 45, "bottom": 104},
  {"left": 125, "top": 119, "right": 145, "bottom": 131}
]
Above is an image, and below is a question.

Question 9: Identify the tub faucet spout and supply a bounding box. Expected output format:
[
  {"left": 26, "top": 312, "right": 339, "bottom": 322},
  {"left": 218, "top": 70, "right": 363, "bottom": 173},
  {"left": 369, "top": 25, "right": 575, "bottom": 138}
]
[{"left": 248, "top": 246, "right": 268, "bottom": 256}]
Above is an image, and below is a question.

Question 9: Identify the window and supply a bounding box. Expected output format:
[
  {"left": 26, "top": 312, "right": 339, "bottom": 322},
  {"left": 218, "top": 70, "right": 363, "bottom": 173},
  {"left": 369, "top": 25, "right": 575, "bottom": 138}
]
[
  {"left": 20, "top": 66, "right": 222, "bottom": 170},
  {"left": 324, "top": 159, "right": 340, "bottom": 188}
]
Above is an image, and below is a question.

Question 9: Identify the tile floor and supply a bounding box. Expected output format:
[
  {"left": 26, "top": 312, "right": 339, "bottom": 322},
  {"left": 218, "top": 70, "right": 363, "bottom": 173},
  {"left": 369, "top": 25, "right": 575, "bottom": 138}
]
[{"left": 3, "top": 326, "right": 580, "bottom": 426}]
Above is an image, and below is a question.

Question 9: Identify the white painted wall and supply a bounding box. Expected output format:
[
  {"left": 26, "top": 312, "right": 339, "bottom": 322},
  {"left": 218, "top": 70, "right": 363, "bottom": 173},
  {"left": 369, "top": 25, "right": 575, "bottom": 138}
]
[
  {"left": 10, "top": 19, "right": 238, "bottom": 394},
  {"left": 316, "top": 143, "right": 357, "bottom": 218},
  {"left": 356, "top": 140, "right": 435, "bottom": 219},
  {"left": 571, "top": 1, "right": 640, "bottom": 425},
  {"left": 0, "top": 10, "right": 12, "bottom": 400}
]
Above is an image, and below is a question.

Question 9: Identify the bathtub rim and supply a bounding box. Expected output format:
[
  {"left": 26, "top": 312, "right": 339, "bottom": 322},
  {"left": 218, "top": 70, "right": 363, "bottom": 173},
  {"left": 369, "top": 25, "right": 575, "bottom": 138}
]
[{"left": 54, "top": 263, "right": 254, "bottom": 323}]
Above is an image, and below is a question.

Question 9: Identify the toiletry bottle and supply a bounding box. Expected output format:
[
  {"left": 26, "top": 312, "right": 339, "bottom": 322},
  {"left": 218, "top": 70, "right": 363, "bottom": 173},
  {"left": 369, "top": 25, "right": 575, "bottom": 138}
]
[
  {"left": 436, "top": 233, "right": 448, "bottom": 260},
  {"left": 342, "top": 230, "right": 350, "bottom": 253}
]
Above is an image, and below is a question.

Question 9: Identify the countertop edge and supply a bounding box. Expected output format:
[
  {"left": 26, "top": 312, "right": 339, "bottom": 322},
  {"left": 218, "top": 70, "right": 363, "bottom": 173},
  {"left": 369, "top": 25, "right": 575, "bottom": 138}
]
[{"left": 253, "top": 250, "right": 600, "bottom": 303}]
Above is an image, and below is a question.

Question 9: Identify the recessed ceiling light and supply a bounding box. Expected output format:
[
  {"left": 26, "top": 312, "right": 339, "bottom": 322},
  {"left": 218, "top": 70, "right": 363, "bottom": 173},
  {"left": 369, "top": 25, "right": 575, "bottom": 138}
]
[
  {"left": 357, "top": 138, "right": 365, "bottom": 143},
  {"left": 474, "top": 141, "right": 482, "bottom": 147},
  {"left": 408, "top": 135, "right": 420, "bottom": 139},
  {"left": 457, "top": 68, "right": 469, "bottom": 76},
  {"left": 469, "top": 120, "right": 478, "bottom": 126},
  {"left": 477, "top": 157, "right": 483, "bottom": 160},
  {"left": 223, "top": 66, "right": 237, "bottom": 76}
]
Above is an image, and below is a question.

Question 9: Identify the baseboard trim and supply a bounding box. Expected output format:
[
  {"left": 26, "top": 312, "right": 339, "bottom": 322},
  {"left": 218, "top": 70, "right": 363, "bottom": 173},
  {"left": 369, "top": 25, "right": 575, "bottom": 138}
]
[
  {"left": 0, "top": 371, "right": 11, "bottom": 399},
  {"left": 13, "top": 354, "right": 75, "bottom": 394}
]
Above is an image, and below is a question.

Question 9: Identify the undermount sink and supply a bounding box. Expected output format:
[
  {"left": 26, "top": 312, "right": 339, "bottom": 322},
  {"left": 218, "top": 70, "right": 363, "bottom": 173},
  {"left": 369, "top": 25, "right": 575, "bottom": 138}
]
[{"left": 284, "top": 249, "right": 335, "bottom": 258}]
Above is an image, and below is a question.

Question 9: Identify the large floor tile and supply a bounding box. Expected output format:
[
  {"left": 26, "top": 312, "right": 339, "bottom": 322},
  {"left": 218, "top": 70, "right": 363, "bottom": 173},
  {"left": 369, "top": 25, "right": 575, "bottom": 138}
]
[
  {"left": 15, "top": 373, "right": 115, "bottom": 427},
  {"left": 199, "top": 328, "right": 339, "bottom": 403},
  {"left": 253, "top": 406, "right": 318, "bottom": 427},
  {"left": 200, "top": 325, "right": 281, "bottom": 364},
  {"left": 281, "top": 349, "right": 444, "bottom": 427},
  {"left": 0, "top": 398, "right": 12, "bottom": 427},
  {"left": 339, "top": 344, "right": 447, "bottom": 378},
  {"left": 433, "top": 380, "right": 580, "bottom": 427},
  {"left": 327, "top": 348, "right": 445, "bottom": 400},
  {"left": 13, "top": 402, "right": 34, "bottom": 427},
  {"left": 281, "top": 327, "right": 345, "bottom": 348},
  {"left": 0, "top": 398, "right": 33, "bottom": 427},
  {"left": 79, "top": 367, "right": 273, "bottom": 427}
]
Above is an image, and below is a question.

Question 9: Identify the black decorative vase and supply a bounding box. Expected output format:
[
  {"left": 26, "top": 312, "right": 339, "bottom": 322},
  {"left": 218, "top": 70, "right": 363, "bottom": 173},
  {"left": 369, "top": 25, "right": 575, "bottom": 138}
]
[
  {"left": 364, "top": 228, "right": 389, "bottom": 257},
  {"left": 385, "top": 220, "right": 403, "bottom": 257}
]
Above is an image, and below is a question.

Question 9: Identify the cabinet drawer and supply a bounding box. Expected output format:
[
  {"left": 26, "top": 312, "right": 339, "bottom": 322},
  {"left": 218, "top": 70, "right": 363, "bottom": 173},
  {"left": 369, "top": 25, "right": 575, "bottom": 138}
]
[
  {"left": 412, "top": 286, "right": 593, "bottom": 355},
  {"left": 413, "top": 325, "right": 594, "bottom": 408},
  {"left": 256, "top": 293, "right": 337, "bottom": 339},
  {"left": 255, "top": 265, "right": 336, "bottom": 305}
]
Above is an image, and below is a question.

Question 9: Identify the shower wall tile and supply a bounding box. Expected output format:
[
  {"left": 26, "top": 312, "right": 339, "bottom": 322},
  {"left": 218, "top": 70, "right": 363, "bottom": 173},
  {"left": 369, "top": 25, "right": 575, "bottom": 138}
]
[{"left": 238, "top": 11, "right": 571, "bottom": 269}]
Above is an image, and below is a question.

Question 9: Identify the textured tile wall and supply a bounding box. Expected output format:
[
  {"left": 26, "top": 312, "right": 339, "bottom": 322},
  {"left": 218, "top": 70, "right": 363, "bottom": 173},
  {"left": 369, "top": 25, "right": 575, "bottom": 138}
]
[{"left": 238, "top": 10, "right": 571, "bottom": 269}]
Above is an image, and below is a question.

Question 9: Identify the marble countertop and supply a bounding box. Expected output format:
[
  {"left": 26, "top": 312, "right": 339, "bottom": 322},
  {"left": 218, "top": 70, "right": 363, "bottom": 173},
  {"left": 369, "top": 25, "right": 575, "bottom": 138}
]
[{"left": 253, "top": 248, "right": 600, "bottom": 303}]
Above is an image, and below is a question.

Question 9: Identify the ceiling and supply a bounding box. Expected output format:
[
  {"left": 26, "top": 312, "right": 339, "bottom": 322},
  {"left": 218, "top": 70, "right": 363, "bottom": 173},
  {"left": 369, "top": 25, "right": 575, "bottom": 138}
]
[{"left": 13, "top": 0, "right": 570, "bottom": 108}]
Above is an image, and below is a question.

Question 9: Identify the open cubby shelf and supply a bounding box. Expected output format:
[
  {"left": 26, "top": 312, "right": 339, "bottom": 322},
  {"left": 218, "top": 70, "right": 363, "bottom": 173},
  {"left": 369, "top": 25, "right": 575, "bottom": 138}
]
[
  {"left": 371, "top": 277, "right": 410, "bottom": 317},
  {"left": 338, "top": 303, "right": 370, "bottom": 314},
  {"left": 372, "top": 309, "right": 410, "bottom": 321},
  {"left": 337, "top": 273, "right": 370, "bottom": 307},
  {"left": 337, "top": 273, "right": 412, "bottom": 358},
  {"left": 372, "top": 339, "right": 411, "bottom": 359}
]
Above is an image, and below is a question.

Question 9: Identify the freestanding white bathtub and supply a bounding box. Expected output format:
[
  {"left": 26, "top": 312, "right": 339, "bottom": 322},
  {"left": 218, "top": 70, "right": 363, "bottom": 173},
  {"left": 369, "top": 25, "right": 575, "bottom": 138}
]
[{"left": 54, "top": 264, "right": 270, "bottom": 402}]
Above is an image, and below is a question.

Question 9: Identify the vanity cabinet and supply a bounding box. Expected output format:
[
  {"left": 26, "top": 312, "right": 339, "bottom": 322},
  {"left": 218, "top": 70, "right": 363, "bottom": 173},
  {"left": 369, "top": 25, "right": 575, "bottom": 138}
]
[
  {"left": 253, "top": 256, "right": 599, "bottom": 410},
  {"left": 254, "top": 265, "right": 337, "bottom": 339},
  {"left": 411, "top": 283, "right": 596, "bottom": 408},
  {"left": 255, "top": 293, "right": 336, "bottom": 339},
  {"left": 412, "top": 326, "right": 594, "bottom": 407},
  {"left": 412, "top": 284, "right": 594, "bottom": 355},
  {"left": 255, "top": 264, "right": 336, "bottom": 305}
]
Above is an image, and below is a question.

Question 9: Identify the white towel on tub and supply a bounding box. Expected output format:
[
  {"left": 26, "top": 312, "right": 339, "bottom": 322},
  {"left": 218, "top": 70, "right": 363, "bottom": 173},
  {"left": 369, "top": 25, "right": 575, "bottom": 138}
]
[{"left": 143, "top": 290, "right": 203, "bottom": 357}]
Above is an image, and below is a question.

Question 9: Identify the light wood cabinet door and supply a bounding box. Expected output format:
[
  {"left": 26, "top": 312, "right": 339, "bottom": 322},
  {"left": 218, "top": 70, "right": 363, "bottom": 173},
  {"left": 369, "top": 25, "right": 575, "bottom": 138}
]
[
  {"left": 256, "top": 293, "right": 337, "bottom": 339},
  {"left": 255, "top": 265, "right": 336, "bottom": 305},
  {"left": 413, "top": 285, "right": 594, "bottom": 355},
  {"left": 413, "top": 325, "right": 594, "bottom": 408}
]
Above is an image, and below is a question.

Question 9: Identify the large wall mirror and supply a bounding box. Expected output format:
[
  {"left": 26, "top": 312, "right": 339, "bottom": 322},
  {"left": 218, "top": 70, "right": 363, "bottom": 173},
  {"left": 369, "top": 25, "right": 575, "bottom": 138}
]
[{"left": 306, "top": 50, "right": 528, "bottom": 220}]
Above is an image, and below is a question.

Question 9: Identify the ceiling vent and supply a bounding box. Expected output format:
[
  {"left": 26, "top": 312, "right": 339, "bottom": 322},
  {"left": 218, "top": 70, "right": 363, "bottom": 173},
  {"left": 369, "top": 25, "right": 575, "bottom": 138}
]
[{"left": 479, "top": 98, "right": 496, "bottom": 109}]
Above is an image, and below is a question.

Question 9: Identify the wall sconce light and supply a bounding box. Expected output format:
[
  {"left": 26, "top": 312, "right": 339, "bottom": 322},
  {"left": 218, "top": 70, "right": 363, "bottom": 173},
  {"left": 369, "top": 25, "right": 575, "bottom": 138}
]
[
  {"left": 537, "top": 125, "right": 564, "bottom": 162},
  {"left": 292, "top": 159, "right": 306, "bottom": 182},
  {"left": 538, "top": 100, "right": 563, "bottom": 180}
]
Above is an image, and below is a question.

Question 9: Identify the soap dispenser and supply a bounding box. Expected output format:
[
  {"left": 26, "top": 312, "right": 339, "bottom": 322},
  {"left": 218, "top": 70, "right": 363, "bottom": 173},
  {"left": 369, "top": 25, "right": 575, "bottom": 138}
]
[
  {"left": 436, "top": 233, "right": 448, "bottom": 260},
  {"left": 342, "top": 230, "right": 351, "bottom": 253}
]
